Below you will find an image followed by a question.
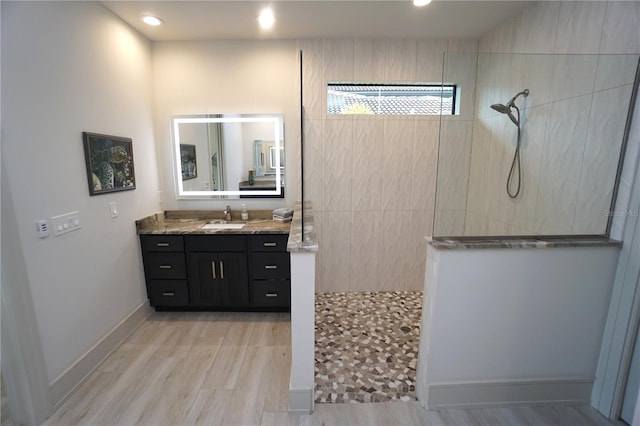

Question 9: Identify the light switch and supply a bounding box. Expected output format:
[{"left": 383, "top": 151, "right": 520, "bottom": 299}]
[
  {"left": 52, "top": 211, "right": 81, "bottom": 236},
  {"left": 109, "top": 202, "right": 119, "bottom": 218},
  {"left": 36, "top": 220, "right": 49, "bottom": 238}
]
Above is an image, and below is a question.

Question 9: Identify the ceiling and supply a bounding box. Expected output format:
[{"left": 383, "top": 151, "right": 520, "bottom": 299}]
[{"left": 101, "top": 1, "right": 533, "bottom": 42}]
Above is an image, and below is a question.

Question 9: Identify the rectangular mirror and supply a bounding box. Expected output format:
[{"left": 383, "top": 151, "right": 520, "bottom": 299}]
[{"left": 172, "top": 114, "right": 284, "bottom": 199}]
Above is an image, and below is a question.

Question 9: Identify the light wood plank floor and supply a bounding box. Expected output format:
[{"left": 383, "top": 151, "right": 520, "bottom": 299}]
[{"left": 46, "top": 311, "right": 620, "bottom": 426}]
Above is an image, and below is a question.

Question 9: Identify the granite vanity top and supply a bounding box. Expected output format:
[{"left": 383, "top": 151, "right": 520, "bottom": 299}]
[
  {"left": 136, "top": 210, "right": 290, "bottom": 235},
  {"left": 287, "top": 201, "right": 319, "bottom": 253},
  {"left": 427, "top": 236, "right": 623, "bottom": 250}
]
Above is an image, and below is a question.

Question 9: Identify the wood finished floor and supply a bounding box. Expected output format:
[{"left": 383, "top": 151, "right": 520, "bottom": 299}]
[{"left": 46, "top": 311, "right": 620, "bottom": 426}]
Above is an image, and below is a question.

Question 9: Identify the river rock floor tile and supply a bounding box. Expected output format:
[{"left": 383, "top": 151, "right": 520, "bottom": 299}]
[{"left": 314, "top": 291, "right": 423, "bottom": 404}]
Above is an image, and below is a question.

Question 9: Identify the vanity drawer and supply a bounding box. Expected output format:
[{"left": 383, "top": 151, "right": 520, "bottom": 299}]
[
  {"left": 251, "top": 281, "right": 290, "bottom": 307},
  {"left": 148, "top": 280, "right": 189, "bottom": 306},
  {"left": 186, "top": 235, "right": 247, "bottom": 252},
  {"left": 145, "top": 253, "right": 187, "bottom": 279},
  {"left": 142, "top": 235, "right": 184, "bottom": 252},
  {"left": 251, "top": 253, "right": 290, "bottom": 279},
  {"left": 249, "top": 235, "right": 289, "bottom": 252}
]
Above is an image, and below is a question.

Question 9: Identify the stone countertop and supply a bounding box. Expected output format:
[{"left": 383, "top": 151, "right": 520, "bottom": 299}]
[
  {"left": 136, "top": 210, "right": 290, "bottom": 235},
  {"left": 287, "top": 201, "right": 319, "bottom": 253},
  {"left": 427, "top": 236, "right": 623, "bottom": 250}
]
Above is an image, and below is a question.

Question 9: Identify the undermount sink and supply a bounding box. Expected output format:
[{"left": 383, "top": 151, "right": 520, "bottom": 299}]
[{"left": 201, "top": 222, "right": 246, "bottom": 230}]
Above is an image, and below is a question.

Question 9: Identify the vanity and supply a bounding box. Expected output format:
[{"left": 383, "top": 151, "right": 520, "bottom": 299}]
[{"left": 136, "top": 210, "right": 291, "bottom": 311}]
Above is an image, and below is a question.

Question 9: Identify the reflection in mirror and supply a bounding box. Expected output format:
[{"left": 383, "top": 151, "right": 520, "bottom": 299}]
[{"left": 172, "top": 114, "right": 284, "bottom": 199}]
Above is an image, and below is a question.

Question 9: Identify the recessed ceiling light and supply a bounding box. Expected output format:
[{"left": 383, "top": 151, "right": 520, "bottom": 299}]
[
  {"left": 413, "top": 0, "right": 432, "bottom": 6},
  {"left": 141, "top": 15, "right": 164, "bottom": 26},
  {"left": 258, "top": 8, "right": 275, "bottom": 29}
]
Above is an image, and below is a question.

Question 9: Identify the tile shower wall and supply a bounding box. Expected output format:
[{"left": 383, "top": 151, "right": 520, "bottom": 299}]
[
  {"left": 298, "top": 39, "right": 477, "bottom": 292},
  {"left": 457, "top": 1, "right": 640, "bottom": 237}
]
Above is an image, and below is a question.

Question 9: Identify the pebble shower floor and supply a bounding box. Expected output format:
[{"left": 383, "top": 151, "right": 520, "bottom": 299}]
[{"left": 314, "top": 291, "right": 423, "bottom": 403}]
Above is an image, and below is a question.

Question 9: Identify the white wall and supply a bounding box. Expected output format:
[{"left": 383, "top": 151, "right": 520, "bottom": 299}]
[
  {"left": 416, "top": 244, "right": 620, "bottom": 409},
  {"left": 453, "top": 1, "right": 640, "bottom": 237},
  {"left": 1, "top": 1, "right": 158, "bottom": 405},
  {"left": 299, "top": 38, "right": 477, "bottom": 293},
  {"left": 151, "top": 40, "right": 299, "bottom": 210}
]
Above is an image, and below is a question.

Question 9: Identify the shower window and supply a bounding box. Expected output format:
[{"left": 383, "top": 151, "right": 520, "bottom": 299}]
[{"left": 327, "top": 83, "right": 457, "bottom": 115}]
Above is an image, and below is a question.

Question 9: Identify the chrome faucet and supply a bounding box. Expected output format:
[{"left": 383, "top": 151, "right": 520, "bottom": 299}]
[{"left": 224, "top": 205, "right": 232, "bottom": 221}]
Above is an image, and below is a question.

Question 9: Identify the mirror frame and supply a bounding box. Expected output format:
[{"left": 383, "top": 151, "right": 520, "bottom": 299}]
[{"left": 172, "top": 114, "right": 284, "bottom": 199}]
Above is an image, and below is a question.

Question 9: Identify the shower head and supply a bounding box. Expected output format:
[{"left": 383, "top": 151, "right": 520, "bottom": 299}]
[
  {"left": 490, "top": 103, "right": 512, "bottom": 114},
  {"left": 491, "top": 89, "right": 529, "bottom": 127},
  {"left": 491, "top": 103, "right": 520, "bottom": 126}
]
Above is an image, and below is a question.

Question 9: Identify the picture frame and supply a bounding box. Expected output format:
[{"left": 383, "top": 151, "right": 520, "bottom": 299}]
[
  {"left": 82, "top": 132, "right": 136, "bottom": 196},
  {"left": 180, "top": 144, "right": 197, "bottom": 180}
]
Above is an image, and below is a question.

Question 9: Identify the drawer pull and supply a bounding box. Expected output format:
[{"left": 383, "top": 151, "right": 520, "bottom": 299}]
[
  {"left": 156, "top": 242, "right": 170, "bottom": 247},
  {"left": 263, "top": 242, "right": 277, "bottom": 247},
  {"left": 264, "top": 265, "right": 278, "bottom": 270},
  {"left": 211, "top": 261, "right": 216, "bottom": 279},
  {"left": 162, "top": 292, "right": 175, "bottom": 297},
  {"left": 265, "top": 292, "right": 278, "bottom": 297},
  {"left": 159, "top": 265, "right": 172, "bottom": 269}
]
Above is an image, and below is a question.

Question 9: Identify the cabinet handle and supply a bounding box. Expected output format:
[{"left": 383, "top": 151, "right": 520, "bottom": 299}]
[
  {"left": 264, "top": 265, "right": 278, "bottom": 270},
  {"left": 211, "top": 261, "right": 216, "bottom": 279},
  {"left": 265, "top": 292, "right": 278, "bottom": 297},
  {"left": 220, "top": 261, "right": 225, "bottom": 279},
  {"left": 159, "top": 265, "right": 172, "bottom": 269},
  {"left": 156, "top": 242, "right": 170, "bottom": 247},
  {"left": 162, "top": 292, "right": 175, "bottom": 297},
  {"left": 263, "top": 242, "right": 277, "bottom": 247}
]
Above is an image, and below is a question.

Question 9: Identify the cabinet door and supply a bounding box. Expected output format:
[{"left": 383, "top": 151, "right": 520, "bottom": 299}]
[
  {"left": 188, "top": 253, "right": 223, "bottom": 307},
  {"left": 218, "top": 252, "right": 249, "bottom": 307}
]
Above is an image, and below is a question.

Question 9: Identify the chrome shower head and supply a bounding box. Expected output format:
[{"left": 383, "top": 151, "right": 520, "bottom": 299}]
[
  {"left": 491, "top": 103, "right": 519, "bottom": 126},
  {"left": 490, "top": 103, "right": 512, "bottom": 114},
  {"left": 491, "top": 89, "right": 529, "bottom": 127}
]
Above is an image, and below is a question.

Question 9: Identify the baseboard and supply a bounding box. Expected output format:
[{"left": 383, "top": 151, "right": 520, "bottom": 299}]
[
  {"left": 49, "top": 302, "right": 152, "bottom": 409},
  {"left": 289, "top": 388, "right": 314, "bottom": 414},
  {"left": 423, "top": 378, "right": 594, "bottom": 410}
]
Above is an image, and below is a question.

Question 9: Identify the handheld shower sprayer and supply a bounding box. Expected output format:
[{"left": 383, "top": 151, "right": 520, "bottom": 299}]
[
  {"left": 491, "top": 89, "right": 529, "bottom": 126},
  {"left": 490, "top": 89, "right": 530, "bottom": 198}
]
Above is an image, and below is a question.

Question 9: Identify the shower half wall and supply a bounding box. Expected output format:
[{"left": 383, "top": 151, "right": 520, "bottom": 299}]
[{"left": 434, "top": 52, "right": 639, "bottom": 238}]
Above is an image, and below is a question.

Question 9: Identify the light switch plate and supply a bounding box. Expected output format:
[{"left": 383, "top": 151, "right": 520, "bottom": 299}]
[
  {"left": 36, "top": 220, "right": 49, "bottom": 238},
  {"left": 109, "top": 202, "right": 119, "bottom": 218},
  {"left": 52, "top": 211, "right": 81, "bottom": 236}
]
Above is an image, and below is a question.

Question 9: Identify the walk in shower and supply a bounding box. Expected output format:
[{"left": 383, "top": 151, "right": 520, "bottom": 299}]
[{"left": 433, "top": 52, "right": 640, "bottom": 238}]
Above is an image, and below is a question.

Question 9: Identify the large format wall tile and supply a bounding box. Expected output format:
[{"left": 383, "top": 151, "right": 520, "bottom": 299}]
[
  {"left": 299, "top": 40, "right": 324, "bottom": 120},
  {"left": 384, "top": 40, "right": 417, "bottom": 81},
  {"left": 549, "top": 54, "right": 598, "bottom": 102},
  {"left": 511, "top": 2, "right": 560, "bottom": 54},
  {"left": 534, "top": 95, "right": 591, "bottom": 234},
  {"left": 303, "top": 119, "right": 324, "bottom": 211},
  {"left": 352, "top": 119, "right": 384, "bottom": 211},
  {"left": 573, "top": 85, "right": 632, "bottom": 234},
  {"left": 323, "top": 39, "right": 354, "bottom": 82},
  {"left": 416, "top": 40, "right": 448, "bottom": 82},
  {"left": 349, "top": 211, "right": 383, "bottom": 291},
  {"left": 319, "top": 211, "right": 352, "bottom": 293},
  {"left": 378, "top": 210, "right": 414, "bottom": 291},
  {"left": 381, "top": 120, "right": 415, "bottom": 211},
  {"left": 600, "top": 1, "right": 640, "bottom": 54},
  {"left": 322, "top": 119, "right": 353, "bottom": 212},
  {"left": 354, "top": 39, "right": 386, "bottom": 81},
  {"left": 595, "top": 54, "right": 639, "bottom": 92},
  {"left": 410, "top": 120, "right": 439, "bottom": 212},
  {"left": 554, "top": 1, "right": 606, "bottom": 54}
]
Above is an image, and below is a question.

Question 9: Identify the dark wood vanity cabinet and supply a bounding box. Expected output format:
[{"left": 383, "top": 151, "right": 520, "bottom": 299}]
[
  {"left": 248, "top": 235, "right": 291, "bottom": 308},
  {"left": 140, "top": 235, "right": 189, "bottom": 307},
  {"left": 139, "top": 233, "right": 290, "bottom": 311},
  {"left": 185, "top": 236, "right": 249, "bottom": 307}
]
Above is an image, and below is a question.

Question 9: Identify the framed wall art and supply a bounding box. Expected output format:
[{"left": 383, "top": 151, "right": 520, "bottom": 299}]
[
  {"left": 82, "top": 132, "right": 136, "bottom": 196},
  {"left": 180, "top": 144, "right": 197, "bottom": 180}
]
